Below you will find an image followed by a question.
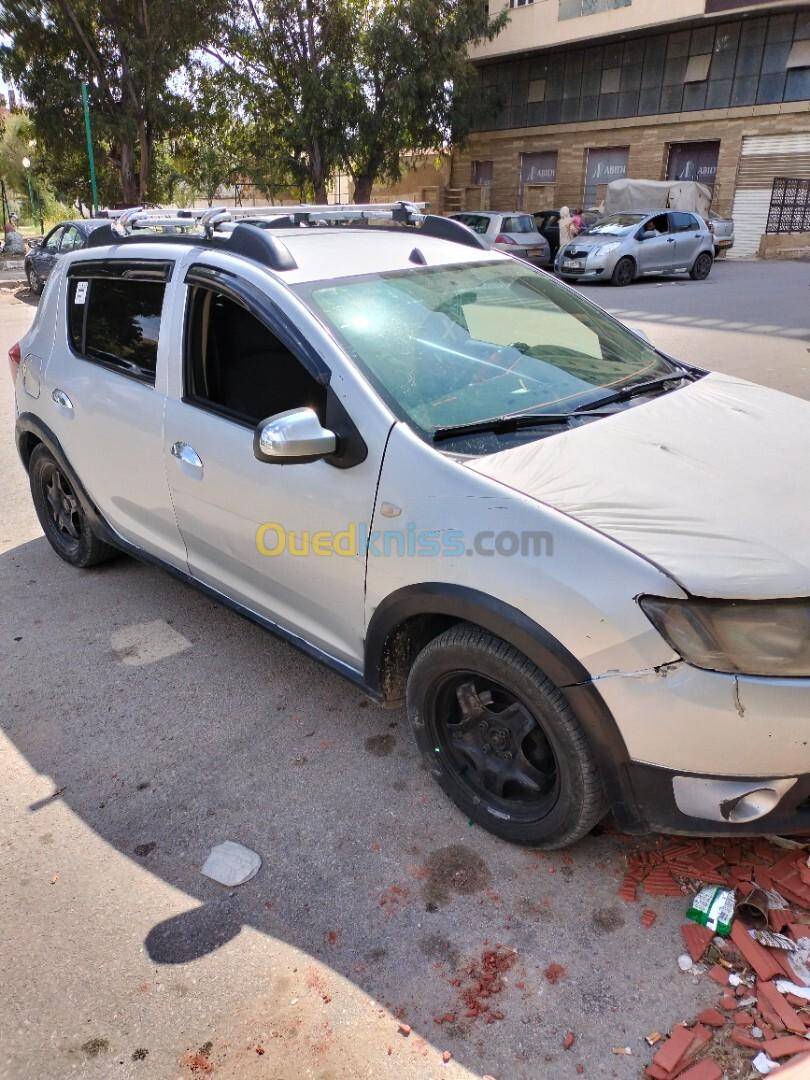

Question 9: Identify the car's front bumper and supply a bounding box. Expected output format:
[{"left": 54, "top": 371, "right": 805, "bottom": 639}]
[
  {"left": 578, "top": 662, "right": 810, "bottom": 835},
  {"left": 555, "top": 250, "right": 621, "bottom": 280}
]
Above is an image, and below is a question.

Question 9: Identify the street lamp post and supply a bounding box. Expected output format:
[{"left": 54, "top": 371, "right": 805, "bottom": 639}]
[{"left": 21, "top": 156, "right": 37, "bottom": 233}]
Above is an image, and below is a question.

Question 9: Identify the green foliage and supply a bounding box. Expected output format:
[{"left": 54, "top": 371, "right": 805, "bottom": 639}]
[{"left": 0, "top": 0, "right": 228, "bottom": 206}]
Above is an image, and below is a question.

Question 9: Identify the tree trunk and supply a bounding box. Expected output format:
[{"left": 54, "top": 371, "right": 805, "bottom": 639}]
[
  {"left": 309, "top": 139, "right": 328, "bottom": 203},
  {"left": 352, "top": 173, "right": 374, "bottom": 204},
  {"left": 120, "top": 142, "right": 140, "bottom": 205},
  {"left": 138, "top": 122, "right": 152, "bottom": 202}
]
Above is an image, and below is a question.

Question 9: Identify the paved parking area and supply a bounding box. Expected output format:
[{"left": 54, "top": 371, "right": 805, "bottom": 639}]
[{"left": 1, "top": 260, "right": 809, "bottom": 1080}]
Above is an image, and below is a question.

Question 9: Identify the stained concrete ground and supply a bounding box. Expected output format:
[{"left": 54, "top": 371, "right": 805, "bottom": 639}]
[{"left": 1, "top": 260, "right": 809, "bottom": 1080}]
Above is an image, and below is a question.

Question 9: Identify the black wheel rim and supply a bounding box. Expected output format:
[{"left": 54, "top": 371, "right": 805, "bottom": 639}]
[
  {"left": 429, "top": 672, "right": 560, "bottom": 824},
  {"left": 616, "top": 260, "right": 632, "bottom": 285},
  {"left": 697, "top": 255, "right": 710, "bottom": 278},
  {"left": 42, "top": 464, "right": 82, "bottom": 543}
]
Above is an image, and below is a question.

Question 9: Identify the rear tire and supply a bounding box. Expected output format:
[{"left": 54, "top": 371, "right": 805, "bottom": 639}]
[
  {"left": 406, "top": 624, "right": 606, "bottom": 848},
  {"left": 611, "top": 256, "right": 635, "bottom": 287},
  {"left": 29, "top": 445, "right": 117, "bottom": 568},
  {"left": 690, "top": 251, "right": 713, "bottom": 280}
]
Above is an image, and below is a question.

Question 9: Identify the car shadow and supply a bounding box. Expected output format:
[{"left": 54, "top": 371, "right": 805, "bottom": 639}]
[{"left": 0, "top": 534, "right": 703, "bottom": 1077}]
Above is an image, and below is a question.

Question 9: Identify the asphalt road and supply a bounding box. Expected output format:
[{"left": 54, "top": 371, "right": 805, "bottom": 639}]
[{"left": 1, "top": 260, "right": 809, "bottom": 1080}]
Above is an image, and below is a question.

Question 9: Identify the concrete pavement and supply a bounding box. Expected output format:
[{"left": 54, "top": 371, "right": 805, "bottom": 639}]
[{"left": 1, "top": 261, "right": 809, "bottom": 1080}]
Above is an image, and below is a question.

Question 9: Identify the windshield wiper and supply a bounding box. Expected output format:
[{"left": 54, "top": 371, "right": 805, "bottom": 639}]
[
  {"left": 573, "top": 371, "right": 697, "bottom": 412},
  {"left": 432, "top": 410, "right": 612, "bottom": 442}
]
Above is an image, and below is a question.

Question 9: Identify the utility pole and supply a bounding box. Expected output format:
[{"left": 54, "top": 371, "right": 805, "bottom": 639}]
[{"left": 81, "top": 82, "right": 99, "bottom": 215}]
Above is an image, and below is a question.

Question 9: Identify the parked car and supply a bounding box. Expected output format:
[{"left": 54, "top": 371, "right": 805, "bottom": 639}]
[
  {"left": 12, "top": 204, "right": 810, "bottom": 849},
  {"left": 24, "top": 219, "right": 110, "bottom": 295},
  {"left": 555, "top": 209, "right": 714, "bottom": 286},
  {"left": 708, "top": 210, "right": 735, "bottom": 256},
  {"left": 449, "top": 211, "right": 550, "bottom": 265}
]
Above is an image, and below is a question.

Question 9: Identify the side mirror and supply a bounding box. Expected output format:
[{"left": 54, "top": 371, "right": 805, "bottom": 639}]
[{"left": 254, "top": 406, "right": 337, "bottom": 465}]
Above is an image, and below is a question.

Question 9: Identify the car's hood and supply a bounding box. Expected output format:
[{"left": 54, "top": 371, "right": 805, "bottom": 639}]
[
  {"left": 466, "top": 372, "right": 810, "bottom": 600},
  {"left": 561, "top": 233, "right": 623, "bottom": 251}
]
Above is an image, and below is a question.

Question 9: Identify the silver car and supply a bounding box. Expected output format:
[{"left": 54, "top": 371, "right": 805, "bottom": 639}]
[
  {"left": 555, "top": 210, "right": 715, "bottom": 286},
  {"left": 12, "top": 202, "right": 810, "bottom": 850},
  {"left": 450, "top": 211, "right": 551, "bottom": 265},
  {"left": 708, "top": 210, "right": 735, "bottom": 256}
]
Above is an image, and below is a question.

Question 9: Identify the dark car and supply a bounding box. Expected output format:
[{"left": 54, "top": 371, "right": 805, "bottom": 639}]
[
  {"left": 533, "top": 210, "right": 561, "bottom": 258},
  {"left": 24, "top": 219, "right": 110, "bottom": 295}
]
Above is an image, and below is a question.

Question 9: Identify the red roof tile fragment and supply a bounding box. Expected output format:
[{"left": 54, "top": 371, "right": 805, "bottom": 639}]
[
  {"left": 708, "top": 965, "right": 730, "bottom": 986},
  {"left": 650, "top": 1025, "right": 696, "bottom": 1073},
  {"left": 763, "top": 1036, "right": 810, "bottom": 1059},
  {"left": 677, "top": 1062, "right": 723, "bottom": 1080},
  {"left": 730, "top": 921, "right": 784, "bottom": 981},
  {"left": 682, "top": 924, "right": 714, "bottom": 964},
  {"left": 641, "top": 909, "right": 657, "bottom": 928},
  {"left": 758, "top": 981, "right": 807, "bottom": 1035},
  {"left": 720, "top": 995, "right": 738, "bottom": 1011},
  {"left": 563, "top": 1032, "right": 575, "bottom": 1050},
  {"left": 696, "top": 1008, "right": 725, "bottom": 1028},
  {"left": 734, "top": 1011, "right": 754, "bottom": 1027},
  {"left": 732, "top": 1027, "right": 764, "bottom": 1050}
]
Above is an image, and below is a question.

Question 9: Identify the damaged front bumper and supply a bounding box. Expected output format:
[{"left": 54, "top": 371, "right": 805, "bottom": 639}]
[{"left": 582, "top": 661, "right": 810, "bottom": 835}]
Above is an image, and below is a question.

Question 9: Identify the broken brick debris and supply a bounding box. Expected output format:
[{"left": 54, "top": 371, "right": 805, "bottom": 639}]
[
  {"left": 682, "top": 923, "right": 714, "bottom": 963},
  {"left": 642, "top": 910, "right": 658, "bottom": 928},
  {"left": 696, "top": 1008, "right": 725, "bottom": 1028},
  {"left": 563, "top": 1032, "right": 575, "bottom": 1050},
  {"left": 398, "top": 1023, "right": 411, "bottom": 1036},
  {"left": 762, "top": 1036, "right": 810, "bottom": 1059},
  {"left": 677, "top": 1062, "right": 723, "bottom": 1080},
  {"left": 708, "top": 965, "right": 730, "bottom": 987},
  {"left": 757, "top": 979, "right": 807, "bottom": 1034}
]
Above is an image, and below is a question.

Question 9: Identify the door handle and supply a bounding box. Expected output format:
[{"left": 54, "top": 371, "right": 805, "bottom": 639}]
[
  {"left": 171, "top": 441, "right": 203, "bottom": 469},
  {"left": 666, "top": 238, "right": 675, "bottom": 243},
  {"left": 51, "top": 388, "right": 74, "bottom": 410}
]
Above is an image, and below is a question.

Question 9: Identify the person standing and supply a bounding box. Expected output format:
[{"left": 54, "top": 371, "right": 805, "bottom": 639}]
[
  {"left": 558, "top": 206, "right": 575, "bottom": 247},
  {"left": 572, "top": 208, "right": 585, "bottom": 235}
]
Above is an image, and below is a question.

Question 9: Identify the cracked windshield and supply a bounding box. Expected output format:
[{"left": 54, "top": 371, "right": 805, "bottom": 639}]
[{"left": 306, "top": 260, "right": 671, "bottom": 436}]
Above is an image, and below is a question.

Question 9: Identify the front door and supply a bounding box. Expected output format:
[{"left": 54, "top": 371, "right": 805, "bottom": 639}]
[
  {"left": 32, "top": 225, "right": 64, "bottom": 282},
  {"left": 163, "top": 266, "right": 392, "bottom": 668},
  {"left": 636, "top": 213, "right": 676, "bottom": 273}
]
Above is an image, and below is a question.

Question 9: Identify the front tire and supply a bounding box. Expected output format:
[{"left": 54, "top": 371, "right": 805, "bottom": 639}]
[
  {"left": 611, "top": 256, "right": 635, "bottom": 287},
  {"left": 29, "top": 445, "right": 116, "bottom": 567},
  {"left": 26, "top": 265, "right": 43, "bottom": 295},
  {"left": 690, "top": 251, "right": 713, "bottom": 280},
  {"left": 406, "top": 625, "right": 606, "bottom": 848}
]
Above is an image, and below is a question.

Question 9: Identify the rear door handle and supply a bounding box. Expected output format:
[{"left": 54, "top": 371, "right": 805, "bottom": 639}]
[
  {"left": 171, "top": 441, "right": 203, "bottom": 469},
  {"left": 666, "top": 237, "right": 675, "bottom": 243}
]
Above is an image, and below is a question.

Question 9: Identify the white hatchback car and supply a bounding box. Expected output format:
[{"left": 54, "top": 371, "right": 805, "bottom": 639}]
[{"left": 11, "top": 203, "right": 810, "bottom": 849}]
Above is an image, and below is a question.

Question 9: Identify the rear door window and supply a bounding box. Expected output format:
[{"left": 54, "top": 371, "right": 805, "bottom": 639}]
[
  {"left": 68, "top": 271, "right": 168, "bottom": 384},
  {"left": 453, "top": 214, "right": 491, "bottom": 235},
  {"left": 670, "top": 212, "right": 700, "bottom": 233},
  {"left": 501, "top": 215, "right": 536, "bottom": 234}
]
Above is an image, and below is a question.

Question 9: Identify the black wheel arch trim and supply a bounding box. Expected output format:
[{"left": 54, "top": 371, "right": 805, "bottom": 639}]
[{"left": 364, "top": 582, "right": 644, "bottom": 831}]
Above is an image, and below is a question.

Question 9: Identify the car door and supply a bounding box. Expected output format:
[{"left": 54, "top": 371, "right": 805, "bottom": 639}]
[
  {"left": 46, "top": 256, "right": 188, "bottom": 568},
  {"left": 669, "top": 212, "right": 703, "bottom": 266},
  {"left": 33, "top": 225, "right": 64, "bottom": 280},
  {"left": 635, "top": 213, "right": 676, "bottom": 273},
  {"left": 58, "top": 224, "right": 84, "bottom": 258},
  {"left": 162, "top": 255, "right": 395, "bottom": 669}
]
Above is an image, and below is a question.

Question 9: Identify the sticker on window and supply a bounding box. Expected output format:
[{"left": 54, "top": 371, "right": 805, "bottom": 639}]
[{"left": 74, "top": 281, "right": 88, "bottom": 305}]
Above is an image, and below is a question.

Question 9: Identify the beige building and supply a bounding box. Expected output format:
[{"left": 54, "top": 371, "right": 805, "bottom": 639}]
[{"left": 446, "top": 0, "right": 810, "bottom": 256}]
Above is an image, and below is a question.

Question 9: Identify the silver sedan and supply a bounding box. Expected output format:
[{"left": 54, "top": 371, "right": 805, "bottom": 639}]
[
  {"left": 555, "top": 210, "right": 715, "bottom": 286},
  {"left": 449, "top": 211, "right": 551, "bottom": 266}
]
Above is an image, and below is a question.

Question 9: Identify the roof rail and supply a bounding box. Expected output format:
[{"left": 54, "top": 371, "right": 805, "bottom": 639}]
[{"left": 83, "top": 200, "right": 488, "bottom": 267}]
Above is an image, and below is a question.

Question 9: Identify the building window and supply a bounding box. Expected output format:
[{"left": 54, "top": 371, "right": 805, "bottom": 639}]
[
  {"left": 766, "top": 177, "right": 810, "bottom": 234},
  {"left": 684, "top": 54, "right": 711, "bottom": 82},
  {"left": 528, "top": 78, "right": 546, "bottom": 102},
  {"left": 472, "top": 160, "right": 494, "bottom": 186},
  {"left": 559, "top": 0, "right": 631, "bottom": 20},
  {"left": 510, "top": 0, "right": 533, "bottom": 7}
]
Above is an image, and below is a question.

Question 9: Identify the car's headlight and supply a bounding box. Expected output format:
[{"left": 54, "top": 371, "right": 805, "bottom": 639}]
[
  {"left": 588, "top": 242, "right": 621, "bottom": 261},
  {"left": 639, "top": 595, "right": 810, "bottom": 677}
]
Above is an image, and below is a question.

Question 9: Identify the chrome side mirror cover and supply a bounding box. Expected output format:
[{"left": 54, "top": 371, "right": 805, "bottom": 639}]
[{"left": 253, "top": 406, "right": 337, "bottom": 464}]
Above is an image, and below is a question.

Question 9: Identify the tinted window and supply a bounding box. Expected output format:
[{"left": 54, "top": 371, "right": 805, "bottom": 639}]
[
  {"left": 452, "top": 214, "right": 491, "bottom": 235},
  {"left": 44, "top": 227, "right": 63, "bottom": 252},
  {"left": 670, "top": 212, "right": 699, "bottom": 232},
  {"left": 60, "top": 226, "right": 83, "bottom": 252},
  {"left": 68, "top": 277, "right": 165, "bottom": 383},
  {"left": 501, "top": 215, "right": 536, "bottom": 233},
  {"left": 185, "top": 287, "right": 325, "bottom": 426}
]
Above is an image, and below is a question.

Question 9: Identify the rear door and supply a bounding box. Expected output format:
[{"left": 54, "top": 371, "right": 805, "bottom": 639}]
[
  {"left": 668, "top": 212, "right": 703, "bottom": 266},
  {"left": 45, "top": 258, "right": 187, "bottom": 567}
]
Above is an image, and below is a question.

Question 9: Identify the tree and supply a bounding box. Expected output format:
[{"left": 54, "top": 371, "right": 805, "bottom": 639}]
[
  {"left": 210, "top": 0, "right": 507, "bottom": 204},
  {"left": 336, "top": 0, "right": 508, "bottom": 203},
  {"left": 0, "top": 0, "right": 228, "bottom": 205}
]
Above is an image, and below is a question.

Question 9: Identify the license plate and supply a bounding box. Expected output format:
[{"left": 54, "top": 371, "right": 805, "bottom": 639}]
[
  {"left": 563, "top": 259, "right": 580, "bottom": 269},
  {"left": 527, "top": 248, "right": 541, "bottom": 256}
]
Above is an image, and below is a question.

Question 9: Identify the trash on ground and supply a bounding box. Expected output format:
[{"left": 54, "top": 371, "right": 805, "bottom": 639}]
[
  {"left": 752, "top": 1050, "right": 780, "bottom": 1074},
  {"left": 752, "top": 928, "right": 798, "bottom": 951},
  {"left": 736, "top": 886, "right": 770, "bottom": 929},
  {"left": 200, "top": 841, "right": 262, "bottom": 886},
  {"left": 687, "top": 885, "right": 735, "bottom": 936}
]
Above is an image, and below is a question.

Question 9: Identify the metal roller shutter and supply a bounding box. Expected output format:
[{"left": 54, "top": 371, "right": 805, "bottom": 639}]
[{"left": 728, "top": 133, "right": 810, "bottom": 258}]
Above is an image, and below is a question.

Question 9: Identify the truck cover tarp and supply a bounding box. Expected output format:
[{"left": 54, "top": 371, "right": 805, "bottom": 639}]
[{"left": 605, "top": 179, "right": 712, "bottom": 218}]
